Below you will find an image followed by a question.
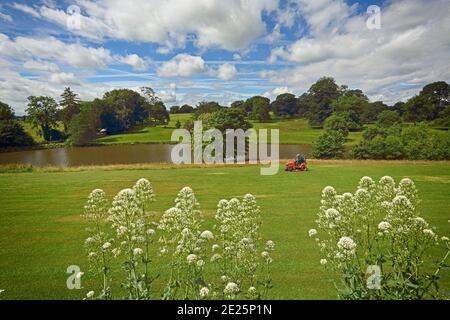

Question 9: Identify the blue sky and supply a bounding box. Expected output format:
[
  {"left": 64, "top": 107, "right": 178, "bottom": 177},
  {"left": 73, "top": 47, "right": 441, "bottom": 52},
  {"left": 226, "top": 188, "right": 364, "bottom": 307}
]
[{"left": 0, "top": 0, "right": 448, "bottom": 114}]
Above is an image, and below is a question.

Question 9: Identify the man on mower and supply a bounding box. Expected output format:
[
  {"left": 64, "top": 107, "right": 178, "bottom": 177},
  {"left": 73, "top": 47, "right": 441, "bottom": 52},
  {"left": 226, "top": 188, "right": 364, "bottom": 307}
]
[{"left": 295, "top": 154, "right": 306, "bottom": 165}]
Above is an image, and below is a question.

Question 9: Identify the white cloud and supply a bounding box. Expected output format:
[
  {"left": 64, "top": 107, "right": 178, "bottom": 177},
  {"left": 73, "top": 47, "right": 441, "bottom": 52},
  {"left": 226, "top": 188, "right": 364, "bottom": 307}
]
[
  {"left": 120, "top": 54, "right": 148, "bottom": 71},
  {"left": 12, "top": 3, "right": 41, "bottom": 18},
  {"left": 262, "top": 86, "right": 292, "bottom": 101},
  {"left": 157, "top": 54, "right": 206, "bottom": 77},
  {"left": 265, "top": 0, "right": 450, "bottom": 104},
  {"left": 23, "top": 60, "right": 60, "bottom": 73},
  {"left": 216, "top": 63, "right": 237, "bottom": 81},
  {"left": 158, "top": 83, "right": 177, "bottom": 104},
  {"left": 23, "top": 0, "right": 279, "bottom": 51},
  {"left": 0, "top": 11, "right": 12, "bottom": 22},
  {"left": 48, "top": 72, "right": 80, "bottom": 85}
]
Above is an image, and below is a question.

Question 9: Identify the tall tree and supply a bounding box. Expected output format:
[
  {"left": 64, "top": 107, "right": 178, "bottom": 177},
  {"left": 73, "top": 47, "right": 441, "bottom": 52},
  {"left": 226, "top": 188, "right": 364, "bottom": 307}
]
[
  {"left": 306, "top": 77, "right": 341, "bottom": 126},
  {"left": 419, "top": 81, "right": 450, "bottom": 118},
  {"left": 25, "top": 96, "right": 59, "bottom": 141},
  {"left": 59, "top": 87, "right": 81, "bottom": 133},
  {"left": 270, "top": 93, "right": 299, "bottom": 117},
  {"left": 0, "top": 101, "right": 34, "bottom": 147},
  {"left": 402, "top": 95, "right": 435, "bottom": 123}
]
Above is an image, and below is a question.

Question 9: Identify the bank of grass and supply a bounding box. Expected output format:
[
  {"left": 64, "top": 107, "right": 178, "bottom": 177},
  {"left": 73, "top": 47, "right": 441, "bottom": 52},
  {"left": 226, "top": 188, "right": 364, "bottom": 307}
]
[
  {"left": 0, "top": 160, "right": 449, "bottom": 299},
  {"left": 96, "top": 114, "right": 192, "bottom": 145},
  {"left": 96, "top": 115, "right": 364, "bottom": 146}
]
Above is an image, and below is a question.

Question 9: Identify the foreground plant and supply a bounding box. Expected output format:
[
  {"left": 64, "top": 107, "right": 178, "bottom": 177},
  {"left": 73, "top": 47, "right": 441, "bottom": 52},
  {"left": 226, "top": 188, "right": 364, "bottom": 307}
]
[
  {"left": 214, "top": 194, "right": 275, "bottom": 299},
  {"left": 82, "top": 179, "right": 273, "bottom": 300},
  {"left": 309, "top": 176, "right": 450, "bottom": 299}
]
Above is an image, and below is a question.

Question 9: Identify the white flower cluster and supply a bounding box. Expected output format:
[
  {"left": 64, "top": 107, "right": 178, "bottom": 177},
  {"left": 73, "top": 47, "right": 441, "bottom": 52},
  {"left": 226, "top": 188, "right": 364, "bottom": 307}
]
[
  {"left": 309, "top": 175, "right": 450, "bottom": 299},
  {"left": 214, "top": 194, "right": 274, "bottom": 299}
]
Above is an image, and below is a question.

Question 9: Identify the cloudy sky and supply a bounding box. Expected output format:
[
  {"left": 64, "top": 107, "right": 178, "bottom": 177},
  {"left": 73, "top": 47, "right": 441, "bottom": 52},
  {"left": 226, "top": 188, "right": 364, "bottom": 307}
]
[{"left": 0, "top": 0, "right": 449, "bottom": 114}]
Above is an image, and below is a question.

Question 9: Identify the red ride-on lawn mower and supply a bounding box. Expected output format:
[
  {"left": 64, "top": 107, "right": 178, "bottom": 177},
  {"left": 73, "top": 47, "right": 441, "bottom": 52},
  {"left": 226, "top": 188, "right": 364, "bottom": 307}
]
[{"left": 285, "top": 160, "right": 308, "bottom": 172}]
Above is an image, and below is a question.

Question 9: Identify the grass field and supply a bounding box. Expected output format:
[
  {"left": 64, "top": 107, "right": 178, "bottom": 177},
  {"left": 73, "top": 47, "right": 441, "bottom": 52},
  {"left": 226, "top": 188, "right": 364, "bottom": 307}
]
[
  {"left": 97, "top": 114, "right": 192, "bottom": 145},
  {"left": 0, "top": 160, "right": 449, "bottom": 300},
  {"left": 96, "top": 114, "right": 363, "bottom": 146}
]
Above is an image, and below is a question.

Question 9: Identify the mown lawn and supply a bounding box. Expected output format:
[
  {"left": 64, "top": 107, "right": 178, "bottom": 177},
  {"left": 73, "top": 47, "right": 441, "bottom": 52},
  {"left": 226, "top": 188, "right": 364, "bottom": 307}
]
[{"left": 0, "top": 161, "right": 449, "bottom": 300}]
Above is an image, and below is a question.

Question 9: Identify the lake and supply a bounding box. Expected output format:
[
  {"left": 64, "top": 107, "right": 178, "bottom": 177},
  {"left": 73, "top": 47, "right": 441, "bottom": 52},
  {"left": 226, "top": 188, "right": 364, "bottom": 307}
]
[{"left": 0, "top": 144, "right": 312, "bottom": 167}]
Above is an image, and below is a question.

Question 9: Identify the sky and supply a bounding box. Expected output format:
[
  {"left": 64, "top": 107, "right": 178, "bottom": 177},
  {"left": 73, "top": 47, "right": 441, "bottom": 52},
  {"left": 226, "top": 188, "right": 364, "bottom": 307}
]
[{"left": 0, "top": 0, "right": 449, "bottom": 114}]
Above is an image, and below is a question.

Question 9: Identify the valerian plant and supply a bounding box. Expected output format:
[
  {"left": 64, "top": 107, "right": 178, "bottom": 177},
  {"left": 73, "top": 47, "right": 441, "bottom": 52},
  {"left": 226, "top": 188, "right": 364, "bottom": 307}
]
[
  {"left": 309, "top": 176, "right": 450, "bottom": 300},
  {"left": 213, "top": 194, "right": 275, "bottom": 299},
  {"left": 81, "top": 179, "right": 273, "bottom": 300}
]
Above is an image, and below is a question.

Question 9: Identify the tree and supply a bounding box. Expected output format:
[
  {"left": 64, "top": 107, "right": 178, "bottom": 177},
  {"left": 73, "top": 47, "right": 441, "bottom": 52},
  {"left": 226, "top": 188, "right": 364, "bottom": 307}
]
[
  {"left": 403, "top": 95, "right": 434, "bottom": 123},
  {"left": 420, "top": 81, "right": 449, "bottom": 117},
  {"left": 331, "top": 95, "right": 368, "bottom": 126},
  {"left": 170, "top": 106, "right": 180, "bottom": 114},
  {"left": 179, "top": 104, "right": 195, "bottom": 113},
  {"left": 208, "top": 108, "right": 252, "bottom": 132},
  {"left": 305, "top": 77, "right": 341, "bottom": 126},
  {"left": 323, "top": 112, "right": 352, "bottom": 136},
  {"left": 362, "top": 101, "right": 388, "bottom": 123},
  {"left": 310, "top": 130, "right": 346, "bottom": 159},
  {"left": 147, "top": 102, "right": 170, "bottom": 125},
  {"left": 245, "top": 96, "right": 271, "bottom": 122},
  {"left": 270, "top": 93, "right": 299, "bottom": 117},
  {"left": 140, "top": 87, "right": 161, "bottom": 105},
  {"left": 59, "top": 87, "right": 81, "bottom": 133},
  {"left": 67, "top": 102, "right": 100, "bottom": 146},
  {"left": 25, "top": 96, "right": 59, "bottom": 141},
  {"left": 376, "top": 110, "right": 401, "bottom": 127},
  {"left": 0, "top": 101, "right": 34, "bottom": 147},
  {"left": 101, "top": 89, "right": 147, "bottom": 133},
  {"left": 194, "top": 101, "right": 222, "bottom": 118}
]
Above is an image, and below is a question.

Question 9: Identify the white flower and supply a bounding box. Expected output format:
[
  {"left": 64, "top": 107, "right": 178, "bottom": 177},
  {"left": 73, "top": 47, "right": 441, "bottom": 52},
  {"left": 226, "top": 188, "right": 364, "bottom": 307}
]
[
  {"left": 261, "top": 251, "right": 269, "bottom": 258},
  {"left": 211, "top": 253, "right": 222, "bottom": 262},
  {"left": 224, "top": 282, "right": 239, "bottom": 295},
  {"left": 320, "top": 259, "right": 327, "bottom": 266},
  {"left": 221, "top": 275, "right": 228, "bottom": 282},
  {"left": 196, "top": 259, "right": 205, "bottom": 268},
  {"left": 441, "top": 236, "right": 449, "bottom": 242},
  {"left": 133, "top": 248, "right": 143, "bottom": 256},
  {"left": 265, "top": 240, "right": 275, "bottom": 250},
  {"left": 200, "top": 230, "right": 214, "bottom": 240},
  {"left": 86, "top": 291, "right": 94, "bottom": 298},
  {"left": 337, "top": 236, "right": 357, "bottom": 257},
  {"left": 308, "top": 229, "right": 318, "bottom": 237},
  {"left": 322, "top": 186, "right": 336, "bottom": 197},
  {"left": 199, "top": 287, "right": 209, "bottom": 298},
  {"left": 423, "top": 229, "right": 436, "bottom": 238},
  {"left": 146, "top": 228, "right": 155, "bottom": 235},
  {"left": 212, "top": 244, "right": 220, "bottom": 252},
  {"left": 186, "top": 254, "right": 198, "bottom": 264},
  {"left": 88, "top": 252, "right": 96, "bottom": 258},
  {"left": 378, "top": 221, "right": 391, "bottom": 232},
  {"left": 248, "top": 286, "right": 257, "bottom": 294},
  {"left": 102, "top": 242, "right": 111, "bottom": 250}
]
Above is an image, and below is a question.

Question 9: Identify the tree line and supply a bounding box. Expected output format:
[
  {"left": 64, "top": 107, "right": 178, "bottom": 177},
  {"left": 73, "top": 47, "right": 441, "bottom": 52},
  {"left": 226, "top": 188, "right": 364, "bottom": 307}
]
[{"left": 0, "top": 77, "right": 449, "bottom": 155}]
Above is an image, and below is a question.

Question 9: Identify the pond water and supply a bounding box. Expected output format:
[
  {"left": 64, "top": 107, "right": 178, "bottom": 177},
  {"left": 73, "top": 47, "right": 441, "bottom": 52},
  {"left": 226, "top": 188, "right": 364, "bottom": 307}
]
[{"left": 0, "top": 144, "right": 312, "bottom": 167}]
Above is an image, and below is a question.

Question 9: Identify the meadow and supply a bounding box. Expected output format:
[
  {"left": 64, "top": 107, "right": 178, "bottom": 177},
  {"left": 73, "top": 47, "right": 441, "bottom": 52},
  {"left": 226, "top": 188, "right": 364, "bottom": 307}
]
[{"left": 0, "top": 160, "right": 449, "bottom": 299}]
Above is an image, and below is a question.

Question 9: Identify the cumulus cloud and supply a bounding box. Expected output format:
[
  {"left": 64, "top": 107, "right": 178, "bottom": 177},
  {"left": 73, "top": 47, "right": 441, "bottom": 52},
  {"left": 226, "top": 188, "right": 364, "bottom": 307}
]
[
  {"left": 157, "top": 54, "right": 206, "bottom": 77},
  {"left": 265, "top": 0, "right": 450, "bottom": 104},
  {"left": 48, "top": 72, "right": 80, "bottom": 85},
  {"left": 262, "top": 86, "right": 292, "bottom": 100},
  {"left": 216, "top": 63, "right": 237, "bottom": 81},
  {"left": 20, "top": 0, "right": 279, "bottom": 51},
  {"left": 119, "top": 54, "right": 148, "bottom": 71}
]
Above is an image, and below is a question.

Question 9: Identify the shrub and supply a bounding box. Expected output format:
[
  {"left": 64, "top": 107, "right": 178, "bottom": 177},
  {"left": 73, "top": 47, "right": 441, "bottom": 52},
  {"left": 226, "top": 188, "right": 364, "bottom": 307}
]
[
  {"left": 309, "top": 176, "right": 450, "bottom": 299},
  {"left": 311, "top": 130, "right": 346, "bottom": 159},
  {"left": 376, "top": 110, "right": 401, "bottom": 127}
]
